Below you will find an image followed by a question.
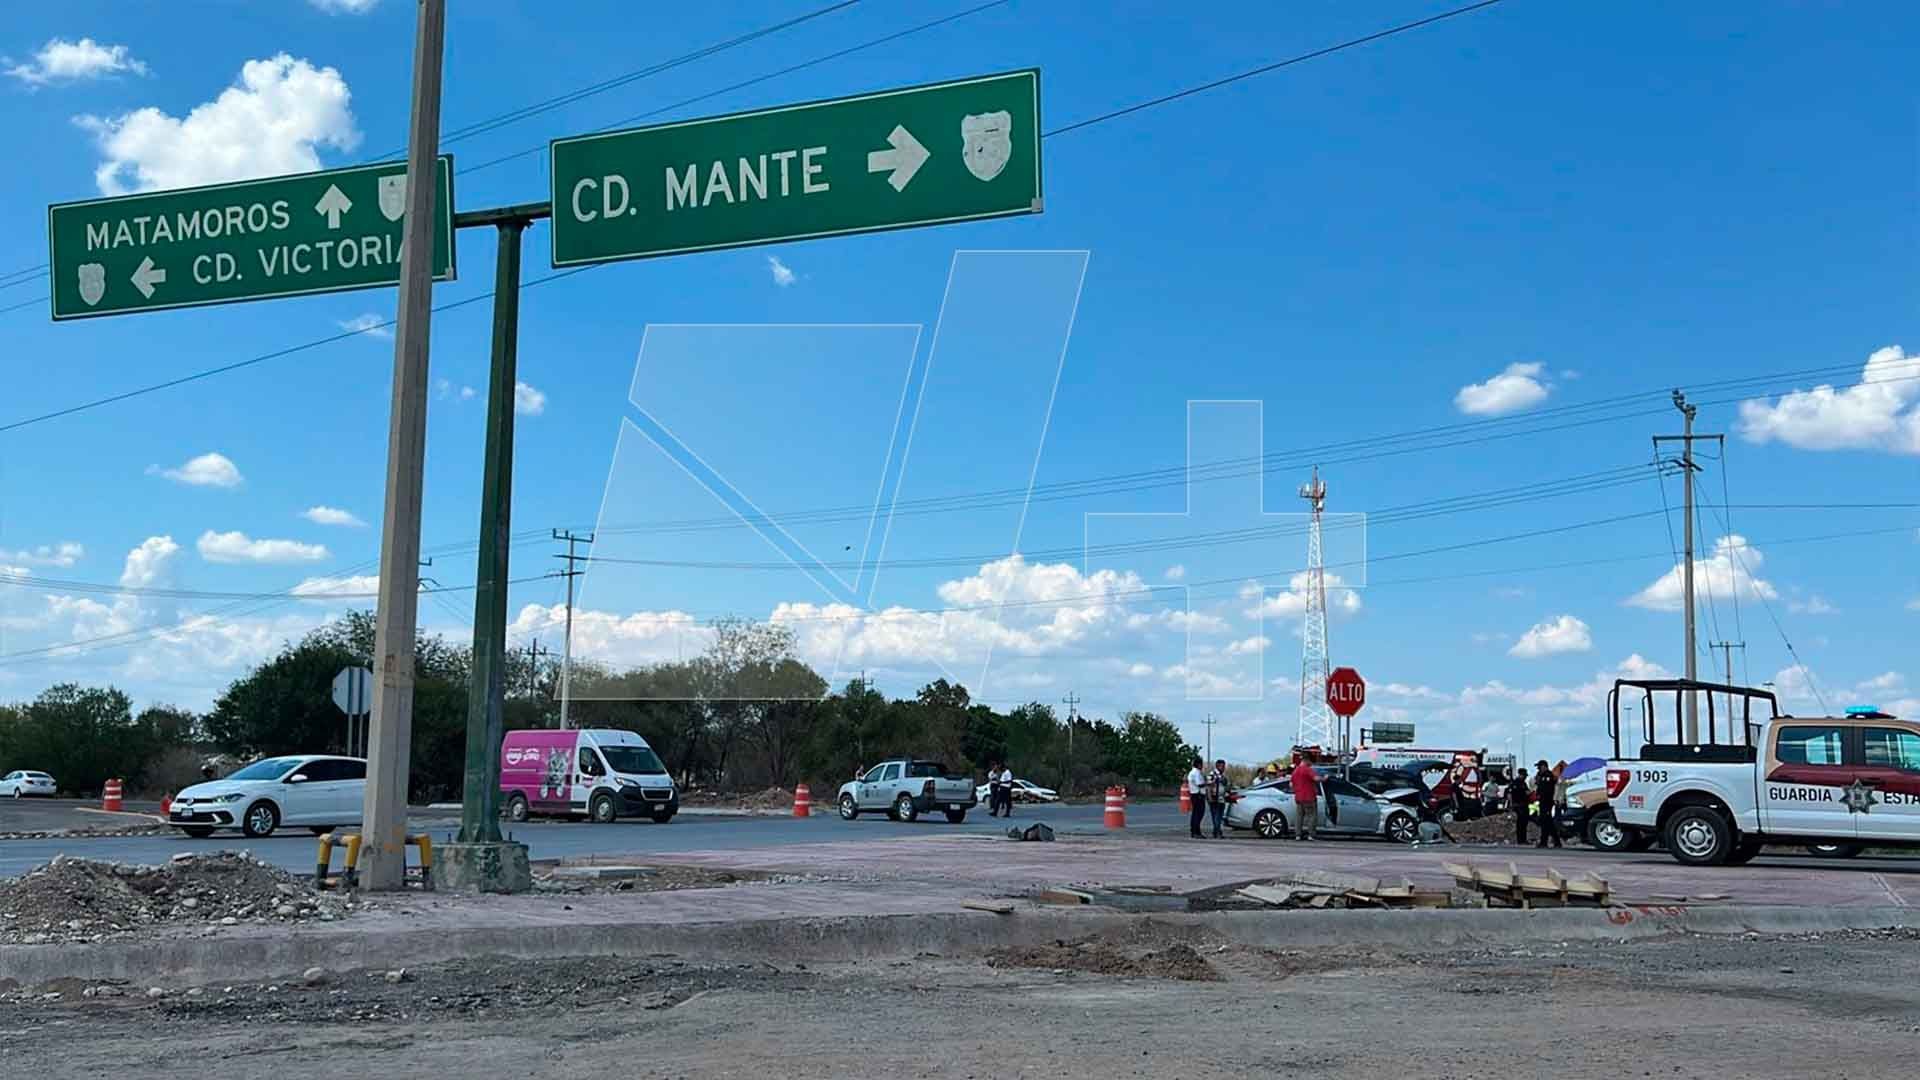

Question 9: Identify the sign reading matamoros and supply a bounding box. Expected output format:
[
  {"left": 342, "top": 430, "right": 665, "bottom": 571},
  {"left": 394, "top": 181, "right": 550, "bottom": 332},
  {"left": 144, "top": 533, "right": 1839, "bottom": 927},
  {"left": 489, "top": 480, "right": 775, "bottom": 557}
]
[
  {"left": 46, "top": 158, "right": 456, "bottom": 321},
  {"left": 549, "top": 70, "right": 1041, "bottom": 267}
]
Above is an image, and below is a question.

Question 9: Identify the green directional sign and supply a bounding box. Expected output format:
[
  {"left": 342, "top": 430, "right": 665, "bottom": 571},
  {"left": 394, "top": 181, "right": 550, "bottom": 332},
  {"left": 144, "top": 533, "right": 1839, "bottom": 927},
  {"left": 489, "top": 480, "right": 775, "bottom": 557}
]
[
  {"left": 549, "top": 70, "right": 1041, "bottom": 267},
  {"left": 46, "top": 158, "right": 456, "bottom": 321}
]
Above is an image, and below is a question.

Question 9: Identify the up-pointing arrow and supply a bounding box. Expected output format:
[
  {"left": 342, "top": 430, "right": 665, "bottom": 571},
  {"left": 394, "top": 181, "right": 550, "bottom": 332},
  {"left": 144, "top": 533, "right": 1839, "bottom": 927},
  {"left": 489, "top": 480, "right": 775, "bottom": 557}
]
[
  {"left": 867, "top": 124, "right": 930, "bottom": 192},
  {"left": 130, "top": 256, "right": 166, "bottom": 299},
  {"left": 315, "top": 184, "right": 353, "bottom": 229}
]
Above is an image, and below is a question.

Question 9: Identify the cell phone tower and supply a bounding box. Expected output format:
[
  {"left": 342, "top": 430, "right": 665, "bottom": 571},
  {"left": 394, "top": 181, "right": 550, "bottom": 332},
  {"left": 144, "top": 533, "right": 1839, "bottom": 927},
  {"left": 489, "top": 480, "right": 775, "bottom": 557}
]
[{"left": 1296, "top": 466, "right": 1334, "bottom": 751}]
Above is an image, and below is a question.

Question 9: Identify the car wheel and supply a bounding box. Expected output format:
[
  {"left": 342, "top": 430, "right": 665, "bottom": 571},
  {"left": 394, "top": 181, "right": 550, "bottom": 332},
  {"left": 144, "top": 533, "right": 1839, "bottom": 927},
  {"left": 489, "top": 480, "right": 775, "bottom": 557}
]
[
  {"left": 589, "top": 793, "right": 617, "bottom": 824},
  {"left": 1663, "top": 805, "right": 1732, "bottom": 866},
  {"left": 839, "top": 794, "right": 860, "bottom": 821},
  {"left": 650, "top": 808, "right": 675, "bottom": 824},
  {"left": 894, "top": 794, "right": 918, "bottom": 823},
  {"left": 1385, "top": 811, "right": 1418, "bottom": 844},
  {"left": 241, "top": 801, "right": 279, "bottom": 838},
  {"left": 945, "top": 808, "right": 967, "bottom": 824},
  {"left": 1253, "top": 808, "right": 1287, "bottom": 840},
  {"left": 180, "top": 826, "right": 215, "bottom": 839},
  {"left": 1585, "top": 809, "right": 1630, "bottom": 852},
  {"left": 1806, "top": 842, "right": 1863, "bottom": 858},
  {"left": 505, "top": 793, "right": 530, "bottom": 823},
  {"left": 8, "top": 787, "right": 19, "bottom": 799}
]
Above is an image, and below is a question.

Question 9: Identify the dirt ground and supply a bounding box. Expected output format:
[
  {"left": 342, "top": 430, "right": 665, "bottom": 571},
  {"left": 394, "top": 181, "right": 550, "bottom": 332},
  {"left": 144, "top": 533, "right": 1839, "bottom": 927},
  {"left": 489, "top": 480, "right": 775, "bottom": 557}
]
[{"left": 4, "top": 927, "right": 1917, "bottom": 1078}]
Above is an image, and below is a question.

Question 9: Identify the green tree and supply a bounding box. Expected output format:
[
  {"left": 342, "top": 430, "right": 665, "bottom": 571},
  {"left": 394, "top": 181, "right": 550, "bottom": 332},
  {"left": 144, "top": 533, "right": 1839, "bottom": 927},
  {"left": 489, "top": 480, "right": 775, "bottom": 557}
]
[
  {"left": 1, "top": 684, "right": 159, "bottom": 794},
  {"left": 1113, "top": 711, "right": 1197, "bottom": 785}
]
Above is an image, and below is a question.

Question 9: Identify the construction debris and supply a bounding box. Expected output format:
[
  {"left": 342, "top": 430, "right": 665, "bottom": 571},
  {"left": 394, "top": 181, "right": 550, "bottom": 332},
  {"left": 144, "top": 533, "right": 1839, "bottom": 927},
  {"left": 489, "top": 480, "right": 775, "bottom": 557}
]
[
  {"left": 1006, "top": 823, "right": 1055, "bottom": 842},
  {"left": 1445, "top": 861, "right": 1611, "bottom": 908},
  {"left": 0, "top": 852, "right": 356, "bottom": 945},
  {"left": 961, "top": 899, "right": 1016, "bottom": 915},
  {"left": 1234, "top": 872, "right": 1453, "bottom": 911}
]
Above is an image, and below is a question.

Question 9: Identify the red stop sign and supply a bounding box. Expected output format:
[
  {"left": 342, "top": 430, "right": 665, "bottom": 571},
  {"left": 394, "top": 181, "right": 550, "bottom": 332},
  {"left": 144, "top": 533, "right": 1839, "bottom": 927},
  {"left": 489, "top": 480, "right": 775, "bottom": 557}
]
[{"left": 1325, "top": 667, "right": 1366, "bottom": 718}]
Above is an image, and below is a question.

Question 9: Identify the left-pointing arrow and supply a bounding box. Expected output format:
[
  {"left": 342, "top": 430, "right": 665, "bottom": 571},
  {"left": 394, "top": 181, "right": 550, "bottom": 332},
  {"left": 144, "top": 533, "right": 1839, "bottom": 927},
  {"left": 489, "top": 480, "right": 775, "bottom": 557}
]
[{"left": 131, "top": 256, "right": 166, "bottom": 299}]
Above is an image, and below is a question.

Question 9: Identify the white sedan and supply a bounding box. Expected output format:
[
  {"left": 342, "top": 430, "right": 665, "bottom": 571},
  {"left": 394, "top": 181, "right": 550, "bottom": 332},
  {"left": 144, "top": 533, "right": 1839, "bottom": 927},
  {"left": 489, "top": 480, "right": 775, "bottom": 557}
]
[
  {"left": 973, "top": 778, "right": 1060, "bottom": 803},
  {"left": 0, "top": 771, "right": 56, "bottom": 798},
  {"left": 1224, "top": 776, "right": 1424, "bottom": 844},
  {"left": 167, "top": 754, "right": 366, "bottom": 838}
]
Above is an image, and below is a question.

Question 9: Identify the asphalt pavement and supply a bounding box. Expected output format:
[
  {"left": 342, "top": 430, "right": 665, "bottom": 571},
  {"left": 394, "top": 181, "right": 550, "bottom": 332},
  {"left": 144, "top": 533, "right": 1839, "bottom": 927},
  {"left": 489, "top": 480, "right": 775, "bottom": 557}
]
[{"left": 0, "top": 800, "right": 1149, "bottom": 877}]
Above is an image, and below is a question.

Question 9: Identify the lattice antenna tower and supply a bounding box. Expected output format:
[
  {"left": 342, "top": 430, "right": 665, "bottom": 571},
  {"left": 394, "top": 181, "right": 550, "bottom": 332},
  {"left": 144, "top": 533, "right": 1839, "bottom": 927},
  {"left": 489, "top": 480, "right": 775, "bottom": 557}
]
[{"left": 1296, "top": 466, "right": 1334, "bottom": 749}]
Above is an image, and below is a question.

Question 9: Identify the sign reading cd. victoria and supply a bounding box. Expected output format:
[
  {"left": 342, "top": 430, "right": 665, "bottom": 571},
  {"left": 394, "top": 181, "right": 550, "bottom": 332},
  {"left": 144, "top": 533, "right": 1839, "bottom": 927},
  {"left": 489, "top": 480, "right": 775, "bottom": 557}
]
[
  {"left": 46, "top": 158, "right": 456, "bottom": 320},
  {"left": 550, "top": 70, "right": 1041, "bottom": 266}
]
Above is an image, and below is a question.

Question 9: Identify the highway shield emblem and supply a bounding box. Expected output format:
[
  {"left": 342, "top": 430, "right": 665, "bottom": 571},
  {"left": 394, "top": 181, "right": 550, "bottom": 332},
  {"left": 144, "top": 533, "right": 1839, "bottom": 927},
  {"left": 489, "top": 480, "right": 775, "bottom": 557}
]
[
  {"left": 378, "top": 175, "right": 407, "bottom": 222},
  {"left": 961, "top": 111, "right": 1012, "bottom": 182},
  {"left": 78, "top": 263, "right": 106, "bottom": 306}
]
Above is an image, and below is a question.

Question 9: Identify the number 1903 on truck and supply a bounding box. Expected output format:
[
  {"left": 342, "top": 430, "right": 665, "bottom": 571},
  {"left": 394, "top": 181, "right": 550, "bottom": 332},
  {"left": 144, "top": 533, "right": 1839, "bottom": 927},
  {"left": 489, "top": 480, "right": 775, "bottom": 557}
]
[{"left": 1604, "top": 679, "right": 1920, "bottom": 865}]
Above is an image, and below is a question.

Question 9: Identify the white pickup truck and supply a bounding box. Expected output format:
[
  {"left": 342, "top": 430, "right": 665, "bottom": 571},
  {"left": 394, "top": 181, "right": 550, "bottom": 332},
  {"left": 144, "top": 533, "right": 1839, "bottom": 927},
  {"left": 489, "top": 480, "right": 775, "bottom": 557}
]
[
  {"left": 1605, "top": 678, "right": 1920, "bottom": 865},
  {"left": 837, "top": 759, "right": 978, "bottom": 823}
]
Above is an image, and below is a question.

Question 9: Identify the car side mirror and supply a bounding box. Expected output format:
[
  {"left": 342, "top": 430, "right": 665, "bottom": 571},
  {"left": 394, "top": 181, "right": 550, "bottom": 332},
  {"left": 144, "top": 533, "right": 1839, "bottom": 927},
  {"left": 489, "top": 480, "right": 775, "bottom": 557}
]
[{"left": 287, "top": 774, "right": 309, "bottom": 784}]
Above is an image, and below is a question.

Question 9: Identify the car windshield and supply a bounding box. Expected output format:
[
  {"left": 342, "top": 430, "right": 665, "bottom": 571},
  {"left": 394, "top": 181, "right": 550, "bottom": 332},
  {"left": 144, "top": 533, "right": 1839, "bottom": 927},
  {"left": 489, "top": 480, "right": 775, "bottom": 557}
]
[
  {"left": 227, "top": 757, "right": 302, "bottom": 782},
  {"left": 905, "top": 762, "right": 947, "bottom": 778},
  {"left": 600, "top": 746, "right": 666, "bottom": 775}
]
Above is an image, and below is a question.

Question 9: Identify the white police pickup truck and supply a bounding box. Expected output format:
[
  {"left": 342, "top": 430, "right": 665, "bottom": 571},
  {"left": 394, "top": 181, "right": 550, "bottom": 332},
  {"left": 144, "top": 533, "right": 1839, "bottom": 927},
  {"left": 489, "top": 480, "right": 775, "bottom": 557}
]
[
  {"left": 1604, "top": 678, "right": 1920, "bottom": 866},
  {"left": 837, "top": 759, "right": 978, "bottom": 823}
]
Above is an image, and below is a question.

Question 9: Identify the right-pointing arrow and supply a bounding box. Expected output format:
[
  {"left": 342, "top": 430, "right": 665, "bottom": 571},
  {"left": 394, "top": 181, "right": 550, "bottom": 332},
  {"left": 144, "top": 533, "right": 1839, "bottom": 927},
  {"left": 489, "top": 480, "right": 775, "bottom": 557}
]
[
  {"left": 867, "top": 124, "right": 930, "bottom": 192},
  {"left": 130, "top": 256, "right": 167, "bottom": 299}
]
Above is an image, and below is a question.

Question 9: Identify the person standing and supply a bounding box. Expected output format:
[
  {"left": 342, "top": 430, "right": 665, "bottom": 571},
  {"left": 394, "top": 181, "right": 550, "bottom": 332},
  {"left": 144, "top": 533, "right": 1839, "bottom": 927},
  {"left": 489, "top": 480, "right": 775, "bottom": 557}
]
[
  {"left": 1186, "top": 756, "right": 1208, "bottom": 839},
  {"left": 1533, "top": 760, "right": 1562, "bottom": 849},
  {"left": 1289, "top": 753, "right": 1319, "bottom": 842},
  {"left": 1206, "top": 758, "right": 1232, "bottom": 839},
  {"left": 1506, "top": 768, "right": 1531, "bottom": 845},
  {"left": 997, "top": 763, "right": 1016, "bottom": 818}
]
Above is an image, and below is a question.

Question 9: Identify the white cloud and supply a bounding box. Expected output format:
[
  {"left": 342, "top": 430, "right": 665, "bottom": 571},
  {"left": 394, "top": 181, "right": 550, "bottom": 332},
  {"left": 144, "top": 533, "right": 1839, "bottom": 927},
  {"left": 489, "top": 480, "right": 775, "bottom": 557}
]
[
  {"left": 147, "top": 451, "right": 243, "bottom": 488},
  {"left": 310, "top": 0, "right": 380, "bottom": 11},
  {"left": 1738, "top": 345, "right": 1920, "bottom": 454},
  {"left": 1243, "top": 571, "right": 1362, "bottom": 620},
  {"left": 461, "top": 386, "right": 477, "bottom": 401},
  {"left": 1127, "top": 662, "right": 1154, "bottom": 677},
  {"left": 197, "top": 530, "right": 329, "bottom": 564},
  {"left": 1454, "top": 362, "right": 1552, "bottom": 416},
  {"left": 1509, "top": 614, "right": 1593, "bottom": 658},
  {"left": 1381, "top": 682, "right": 1453, "bottom": 703},
  {"left": 1163, "top": 609, "right": 1229, "bottom": 634},
  {"left": 510, "top": 603, "right": 702, "bottom": 669},
  {"left": 301, "top": 506, "right": 366, "bottom": 528},
  {"left": 1787, "top": 594, "right": 1838, "bottom": 615},
  {"left": 338, "top": 313, "right": 392, "bottom": 340},
  {"left": 1224, "top": 635, "right": 1271, "bottom": 656},
  {"left": 1909, "top": 597, "right": 1920, "bottom": 612},
  {"left": 1163, "top": 564, "right": 1186, "bottom": 582},
  {"left": 766, "top": 255, "right": 797, "bottom": 287},
  {"left": 290, "top": 574, "right": 381, "bottom": 601},
  {"left": 78, "top": 53, "right": 359, "bottom": 196},
  {"left": 1626, "top": 535, "right": 1777, "bottom": 612},
  {"left": 0, "top": 542, "right": 84, "bottom": 568},
  {"left": 5, "top": 38, "right": 147, "bottom": 86},
  {"left": 514, "top": 382, "right": 546, "bottom": 416}
]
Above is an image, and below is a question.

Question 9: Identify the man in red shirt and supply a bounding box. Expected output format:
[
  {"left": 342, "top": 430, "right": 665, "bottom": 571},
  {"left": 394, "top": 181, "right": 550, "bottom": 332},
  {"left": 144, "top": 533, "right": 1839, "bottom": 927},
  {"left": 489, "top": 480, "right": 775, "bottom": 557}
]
[{"left": 1289, "top": 753, "right": 1319, "bottom": 842}]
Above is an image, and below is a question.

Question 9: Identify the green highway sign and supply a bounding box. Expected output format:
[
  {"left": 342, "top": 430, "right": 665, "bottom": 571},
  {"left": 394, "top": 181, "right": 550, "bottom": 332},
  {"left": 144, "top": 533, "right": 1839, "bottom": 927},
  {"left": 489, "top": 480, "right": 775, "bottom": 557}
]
[
  {"left": 47, "top": 158, "right": 456, "bottom": 321},
  {"left": 549, "top": 69, "right": 1040, "bottom": 267}
]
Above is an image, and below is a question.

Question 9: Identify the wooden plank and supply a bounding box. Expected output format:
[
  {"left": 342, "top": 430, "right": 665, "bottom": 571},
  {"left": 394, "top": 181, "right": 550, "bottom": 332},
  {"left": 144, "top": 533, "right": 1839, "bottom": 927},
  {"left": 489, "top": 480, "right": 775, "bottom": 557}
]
[
  {"left": 1237, "top": 884, "right": 1297, "bottom": 907},
  {"left": 1442, "top": 861, "right": 1477, "bottom": 885},
  {"left": 1408, "top": 891, "right": 1453, "bottom": 908},
  {"left": 1033, "top": 889, "right": 1089, "bottom": 906},
  {"left": 1287, "top": 869, "right": 1382, "bottom": 896},
  {"left": 962, "top": 899, "right": 1015, "bottom": 915}
]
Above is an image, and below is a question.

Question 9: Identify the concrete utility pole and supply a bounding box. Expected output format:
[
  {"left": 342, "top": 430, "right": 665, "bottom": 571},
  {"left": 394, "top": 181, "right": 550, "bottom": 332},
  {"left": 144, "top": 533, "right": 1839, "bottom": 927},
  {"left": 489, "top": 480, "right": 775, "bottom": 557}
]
[
  {"left": 359, "top": 0, "right": 446, "bottom": 892},
  {"left": 1654, "top": 393, "right": 1723, "bottom": 744},
  {"left": 1711, "top": 640, "right": 1745, "bottom": 687},
  {"left": 552, "top": 529, "right": 593, "bottom": 728},
  {"left": 1060, "top": 691, "right": 1080, "bottom": 783},
  {"left": 1201, "top": 713, "right": 1218, "bottom": 763},
  {"left": 526, "top": 638, "right": 550, "bottom": 701}
]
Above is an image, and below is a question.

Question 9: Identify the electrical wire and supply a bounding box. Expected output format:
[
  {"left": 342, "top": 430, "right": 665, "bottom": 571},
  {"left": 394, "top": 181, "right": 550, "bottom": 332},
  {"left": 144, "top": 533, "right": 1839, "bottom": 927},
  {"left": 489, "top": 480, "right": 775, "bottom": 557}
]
[{"left": 1695, "top": 484, "right": 1831, "bottom": 715}]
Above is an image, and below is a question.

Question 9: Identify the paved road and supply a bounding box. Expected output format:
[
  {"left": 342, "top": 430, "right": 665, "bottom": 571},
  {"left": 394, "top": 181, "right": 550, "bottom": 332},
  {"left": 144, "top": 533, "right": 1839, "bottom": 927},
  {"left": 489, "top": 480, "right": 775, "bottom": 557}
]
[
  {"left": 0, "top": 801, "right": 1159, "bottom": 877},
  {"left": 0, "top": 797, "right": 167, "bottom": 833}
]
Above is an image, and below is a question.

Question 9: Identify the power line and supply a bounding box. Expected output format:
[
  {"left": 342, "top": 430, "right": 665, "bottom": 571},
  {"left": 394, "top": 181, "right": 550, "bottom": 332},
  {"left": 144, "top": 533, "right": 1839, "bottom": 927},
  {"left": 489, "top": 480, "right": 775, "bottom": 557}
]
[
  {"left": 1043, "top": 0, "right": 1509, "bottom": 138},
  {"left": 1694, "top": 484, "right": 1831, "bottom": 715}
]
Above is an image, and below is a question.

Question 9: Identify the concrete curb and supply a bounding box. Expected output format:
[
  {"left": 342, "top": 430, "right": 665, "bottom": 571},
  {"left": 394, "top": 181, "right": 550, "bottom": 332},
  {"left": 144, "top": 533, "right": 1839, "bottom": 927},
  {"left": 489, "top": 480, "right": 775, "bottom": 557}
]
[{"left": 4, "top": 901, "right": 1917, "bottom": 989}]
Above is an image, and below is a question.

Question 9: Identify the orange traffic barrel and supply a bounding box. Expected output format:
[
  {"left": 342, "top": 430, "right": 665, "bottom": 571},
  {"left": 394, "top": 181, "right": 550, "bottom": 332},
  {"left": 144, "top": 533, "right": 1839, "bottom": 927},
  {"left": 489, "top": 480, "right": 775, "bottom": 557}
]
[
  {"left": 792, "top": 783, "right": 812, "bottom": 817},
  {"left": 102, "top": 778, "right": 124, "bottom": 812},
  {"left": 1104, "top": 786, "right": 1127, "bottom": 829},
  {"left": 1177, "top": 780, "right": 1191, "bottom": 815}
]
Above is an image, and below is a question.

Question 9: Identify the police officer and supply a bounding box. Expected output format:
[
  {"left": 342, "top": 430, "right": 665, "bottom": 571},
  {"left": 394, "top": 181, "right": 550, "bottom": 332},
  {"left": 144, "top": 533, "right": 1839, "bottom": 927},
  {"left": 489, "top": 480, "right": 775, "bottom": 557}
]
[
  {"left": 1533, "top": 760, "right": 1562, "bottom": 849},
  {"left": 1186, "top": 756, "right": 1208, "bottom": 839},
  {"left": 1506, "top": 768, "right": 1532, "bottom": 845}
]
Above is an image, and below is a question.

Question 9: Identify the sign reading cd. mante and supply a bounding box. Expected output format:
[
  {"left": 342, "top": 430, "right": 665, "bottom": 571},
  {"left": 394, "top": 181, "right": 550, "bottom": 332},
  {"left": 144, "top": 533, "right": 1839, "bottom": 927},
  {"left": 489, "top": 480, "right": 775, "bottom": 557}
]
[
  {"left": 549, "top": 70, "right": 1041, "bottom": 267},
  {"left": 46, "top": 157, "right": 456, "bottom": 320}
]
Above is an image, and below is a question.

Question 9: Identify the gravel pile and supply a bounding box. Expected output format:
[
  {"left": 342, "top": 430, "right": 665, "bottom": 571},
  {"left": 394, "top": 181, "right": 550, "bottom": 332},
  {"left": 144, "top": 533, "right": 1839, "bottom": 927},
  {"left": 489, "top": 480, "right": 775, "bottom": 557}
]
[
  {"left": 988, "top": 938, "right": 1222, "bottom": 981},
  {"left": 0, "top": 851, "right": 358, "bottom": 945}
]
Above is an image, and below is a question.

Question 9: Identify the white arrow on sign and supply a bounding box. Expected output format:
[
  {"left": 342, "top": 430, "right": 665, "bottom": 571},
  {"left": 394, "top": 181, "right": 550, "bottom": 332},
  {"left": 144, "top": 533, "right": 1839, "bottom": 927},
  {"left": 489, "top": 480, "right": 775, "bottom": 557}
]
[
  {"left": 867, "top": 124, "right": 930, "bottom": 192},
  {"left": 130, "top": 256, "right": 166, "bottom": 299},
  {"left": 315, "top": 184, "right": 353, "bottom": 229}
]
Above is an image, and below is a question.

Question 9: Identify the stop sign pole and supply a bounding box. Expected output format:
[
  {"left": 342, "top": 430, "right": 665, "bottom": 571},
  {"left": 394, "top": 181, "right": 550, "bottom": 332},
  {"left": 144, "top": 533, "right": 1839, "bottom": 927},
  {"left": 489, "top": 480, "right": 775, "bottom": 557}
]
[{"left": 1325, "top": 667, "right": 1366, "bottom": 756}]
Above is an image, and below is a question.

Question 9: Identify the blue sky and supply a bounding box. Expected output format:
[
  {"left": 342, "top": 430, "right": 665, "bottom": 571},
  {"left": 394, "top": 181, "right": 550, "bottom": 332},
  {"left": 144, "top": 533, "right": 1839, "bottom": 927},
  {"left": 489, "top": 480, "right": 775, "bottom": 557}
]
[{"left": 0, "top": 0, "right": 1914, "bottom": 765}]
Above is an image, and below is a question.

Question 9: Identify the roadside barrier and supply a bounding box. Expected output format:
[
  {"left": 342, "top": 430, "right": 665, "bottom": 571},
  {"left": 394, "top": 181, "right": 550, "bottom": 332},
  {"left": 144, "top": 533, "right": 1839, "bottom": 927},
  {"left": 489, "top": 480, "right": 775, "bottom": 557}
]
[
  {"left": 1104, "top": 786, "right": 1127, "bottom": 829},
  {"left": 1177, "top": 780, "right": 1191, "bottom": 815},
  {"left": 314, "top": 831, "right": 436, "bottom": 890},
  {"left": 101, "top": 778, "right": 124, "bottom": 812},
  {"left": 159, "top": 792, "right": 172, "bottom": 817},
  {"left": 793, "top": 784, "right": 812, "bottom": 817}
]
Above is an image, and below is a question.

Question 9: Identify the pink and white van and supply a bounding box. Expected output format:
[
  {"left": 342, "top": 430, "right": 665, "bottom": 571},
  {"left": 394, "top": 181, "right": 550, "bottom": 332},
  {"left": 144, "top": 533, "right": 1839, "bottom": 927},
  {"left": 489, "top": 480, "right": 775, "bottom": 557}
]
[{"left": 500, "top": 728, "right": 677, "bottom": 824}]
